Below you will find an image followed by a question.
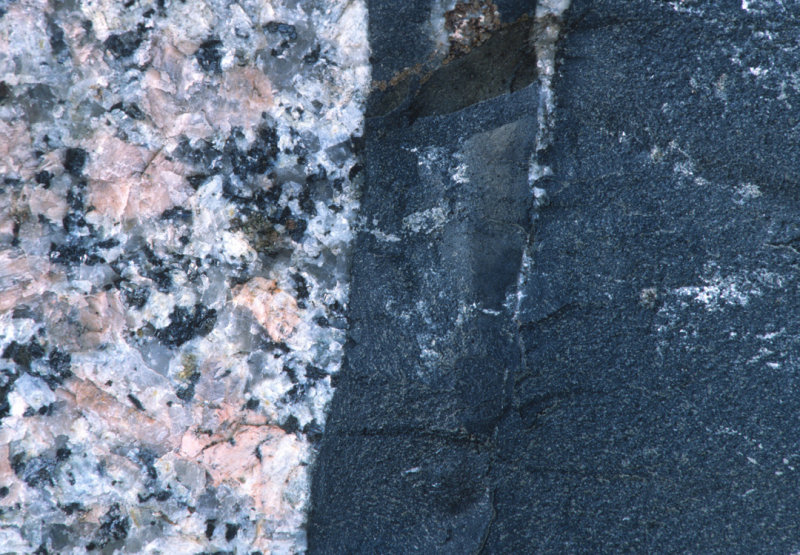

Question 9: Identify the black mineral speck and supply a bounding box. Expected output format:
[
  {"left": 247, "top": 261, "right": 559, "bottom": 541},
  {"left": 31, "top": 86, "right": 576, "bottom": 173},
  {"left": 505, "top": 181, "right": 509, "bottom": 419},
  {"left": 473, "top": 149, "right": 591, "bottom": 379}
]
[
  {"left": 196, "top": 38, "right": 223, "bottom": 74},
  {"left": 61, "top": 212, "right": 88, "bottom": 234},
  {"left": 175, "top": 369, "right": 200, "bottom": 402},
  {"left": 160, "top": 206, "right": 192, "bottom": 222},
  {"left": 0, "top": 81, "right": 10, "bottom": 103},
  {"left": 49, "top": 241, "right": 104, "bottom": 266},
  {"left": 64, "top": 148, "right": 87, "bottom": 177},
  {"left": 149, "top": 268, "right": 172, "bottom": 291},
  {"left": 302, "top": 420, "right": 323, "bottom": 443},
  {"left": 156, "top": 490, "right": 171, "bottom": 501},
  {"left": 264, "top": 22, "right": 297, "bottom": 40},
  {"left": 186, "top": 173, "right": 209, "bottom": 189},
  {"left": 122, "top": 283, "right": 149, "bottom": 309},
  {"left": 225, "top": 523, "right": 239, "bottom": 541},
  {"left": 2, "top": 340, "right": 45, "bottom": 370},
  {"left": 205, "top": 518, "right": 216, "bottom": 539},
  {"left": 348, "top": 162, "right": 363, "bottom": 180},
  {"left": 303, "top": 44, "right": 321, "bottom": 64},
  {"left": 104, "top": 29, "right": 144, "bottom": 59},
  {"left": 156, "top": 304, "right": 217, "bottom": 347},
  {"left": 284, "top": 383, "right": 306, "bottom": 403},
  {"left": 12, "top": 305, "right": 34, "bottom": 319},
  {"left": 288, "top": 217, "right": 307, "bottom": 242},
  {"left": 66, "top": 181, "right": 86, "bottom": 210},
  {"left": 131, "top": 448, "right": 159, "bottom": 482},
  {"left": 276, "top": 207, "right": 307, "bottom": 242},
  {"left": 47, "top": 18, "right": 69, "bottom": 62},
  {"left": 1, "top": 370, "right": 21, "bottom": 419},
  {"left": 175, "top": 137, "right": 221, "bottom": 169},
  {"left": 280, "top": 414, "right": 300, "bottom": 434},
  {"left": 123, "top": 102, "right": 145, "bottom": 120},
  {"left": 0, "top": 486, "right": 8, "bottom": 497},
  {"left": 305, "top": 365, "right": 327, "bottom": 381},
  {"left": 292, "top": 273, "right": 309, "bottom": 299},
  {"left": 95, "top": 504, "right": 129, "bottom": 548},
  {"left": 225, "top": 126, "right": 279, "bottom": 185},
  {"left": 298, "top": 187, "right": 316, "bottom": 216},
  {"left": 138, "top": 489, "right": 172, "bottom": 502},
  {"left": 40, "top": 349, "right": 72, "bottom": 389},
  {"left": 55, "top": 447, "right": 71, "bottom": 462},
  {"left": 139, "top": 246, "right": 173, "bottom": 291},
  {"left": 96, "top": 238, "right": 120, "bottom": 249},
  {"left": 110, "top": 101, "right": 145, "bottom": 120},
  {"left": 10, "top": 219, "right": 20, "bottom": 247},
  {"left": 282, "top": 364, "right": 298, "bottom": 383},
  {"left": 59, "top": 502, "right": 84, "bottom": 515},
  {"left": 127, "top": 394, "right": 145, "bottom": 411},
  {"left": 35, "top": 170, "right": 53, "bottom": 189},
  {"left": 11, "top": 453, "right": 56, "bottom": 487},
  {"left": 313, "top": 315, "right": 329, "bottom": 327}
]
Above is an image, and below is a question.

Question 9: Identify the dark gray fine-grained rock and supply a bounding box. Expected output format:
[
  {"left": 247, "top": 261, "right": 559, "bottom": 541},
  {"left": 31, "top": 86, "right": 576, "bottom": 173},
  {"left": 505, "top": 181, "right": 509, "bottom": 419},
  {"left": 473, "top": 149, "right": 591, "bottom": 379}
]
[
  {"left": 309, "top": 84, "right": 539, "bottom": 553},
  {"left": 309, "top": 0, "right": 540, "bottom": 541},
  {"left": 485, "top": 2, "right": 800, "bottom": 552},
  {"left": 311, "top": 0, "right": 800, "bottom": 552}
]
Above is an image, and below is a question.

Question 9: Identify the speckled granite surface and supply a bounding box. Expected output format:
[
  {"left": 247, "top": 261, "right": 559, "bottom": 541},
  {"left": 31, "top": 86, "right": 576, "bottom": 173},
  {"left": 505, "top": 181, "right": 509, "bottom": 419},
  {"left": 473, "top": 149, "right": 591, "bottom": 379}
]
[{"left": 0, "top": 0, "right": 367, "bottom": 552}]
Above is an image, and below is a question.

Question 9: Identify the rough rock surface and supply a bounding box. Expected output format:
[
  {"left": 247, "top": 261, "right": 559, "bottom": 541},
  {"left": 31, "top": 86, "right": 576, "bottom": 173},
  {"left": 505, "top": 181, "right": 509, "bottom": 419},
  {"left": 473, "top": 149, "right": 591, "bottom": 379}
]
[
  {"left": 0, "top": 0, "right": 368, "bottom": 552},
  {"left": 310, "top": 1, "right": 545, "bottom": 552},
  {"left": 7, "top": 0, "right": 800, "bottom": 551},
  {"left": 311, "top": 0, "right": 800, "bottom": 553}
]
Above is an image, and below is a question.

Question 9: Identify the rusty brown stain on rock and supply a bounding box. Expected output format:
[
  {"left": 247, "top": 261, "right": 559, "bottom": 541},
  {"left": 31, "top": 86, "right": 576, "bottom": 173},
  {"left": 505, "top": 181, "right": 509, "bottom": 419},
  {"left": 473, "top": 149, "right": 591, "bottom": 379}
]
[{"left": 445, "top": 0, "right": 501, "bottom": 56}]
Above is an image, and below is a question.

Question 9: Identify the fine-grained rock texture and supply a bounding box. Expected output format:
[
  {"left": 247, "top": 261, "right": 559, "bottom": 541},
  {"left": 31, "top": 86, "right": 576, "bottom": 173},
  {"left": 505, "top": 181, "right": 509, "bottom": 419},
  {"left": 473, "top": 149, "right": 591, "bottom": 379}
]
[
  {"left": 310, "top": 1, "right": 543, "bottom": 552},
  {"left": 311, "top": 0, "right": 800, "bottom": 552}
]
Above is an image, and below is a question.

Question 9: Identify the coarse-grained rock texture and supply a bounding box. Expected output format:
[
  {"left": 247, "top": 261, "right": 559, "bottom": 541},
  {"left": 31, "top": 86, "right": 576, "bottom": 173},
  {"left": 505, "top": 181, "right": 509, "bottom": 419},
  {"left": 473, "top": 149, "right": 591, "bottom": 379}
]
[
  {"left": 310, "top": 0, "right": 800, "bottom": 553},
  {"left": 0, "top": 0, "right": 368, "bottom": 552}
]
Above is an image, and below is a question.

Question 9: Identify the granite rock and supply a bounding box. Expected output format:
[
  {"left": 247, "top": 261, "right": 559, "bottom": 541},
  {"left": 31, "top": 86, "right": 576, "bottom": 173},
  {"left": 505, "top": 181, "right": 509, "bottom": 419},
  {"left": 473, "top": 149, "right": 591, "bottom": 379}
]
[{"left": 0, "top": 0, "right": 368, "bottom": 552}]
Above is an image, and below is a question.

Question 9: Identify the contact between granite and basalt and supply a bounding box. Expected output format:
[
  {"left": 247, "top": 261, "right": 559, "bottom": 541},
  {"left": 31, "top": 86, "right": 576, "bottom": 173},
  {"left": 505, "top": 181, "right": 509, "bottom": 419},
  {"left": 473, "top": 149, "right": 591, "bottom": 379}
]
[{"left": 14, "top": 0, "right": 800, "bottom": 553}]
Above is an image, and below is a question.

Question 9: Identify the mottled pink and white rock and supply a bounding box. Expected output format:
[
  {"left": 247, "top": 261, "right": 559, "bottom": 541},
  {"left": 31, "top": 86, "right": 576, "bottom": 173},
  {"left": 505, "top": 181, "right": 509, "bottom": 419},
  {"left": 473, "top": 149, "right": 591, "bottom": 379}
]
[{"left": 0, "top": 0, "right": 369, "bottom": 551}]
